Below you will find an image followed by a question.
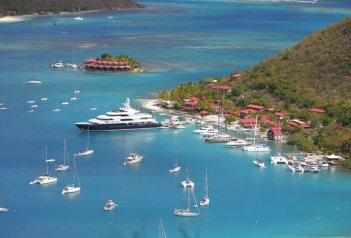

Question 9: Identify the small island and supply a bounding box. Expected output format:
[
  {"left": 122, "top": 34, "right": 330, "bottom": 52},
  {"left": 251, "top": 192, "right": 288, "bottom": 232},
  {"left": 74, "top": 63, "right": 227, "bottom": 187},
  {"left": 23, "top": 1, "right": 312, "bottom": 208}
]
[{"left": 83, "top": 53, "right": 143, "bottom": 73}]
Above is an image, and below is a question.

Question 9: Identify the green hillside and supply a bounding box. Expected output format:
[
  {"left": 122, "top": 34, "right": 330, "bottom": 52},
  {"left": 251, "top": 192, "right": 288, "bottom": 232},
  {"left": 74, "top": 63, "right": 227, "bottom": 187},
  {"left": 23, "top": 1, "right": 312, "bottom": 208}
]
[
  {"left": 158, "top": 16, "right": 351, "bottom": 160},
  {"left": 0, "top": 0, "right": 143, "bottom": 17},
  {"left": 241, "top": 16, "right": 351, "bottom": 107}
]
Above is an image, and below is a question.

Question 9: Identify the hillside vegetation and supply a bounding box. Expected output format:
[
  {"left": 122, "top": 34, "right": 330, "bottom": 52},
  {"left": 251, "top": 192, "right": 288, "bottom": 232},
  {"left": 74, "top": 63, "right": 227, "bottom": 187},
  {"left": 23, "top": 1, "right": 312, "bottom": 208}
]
[
  {"left": 241, "top": 16, "right": 351, "bottom": 107},
  {"left": 0, "top": 0, "right": 143, "bottom": 16},
  {"left": 158, "top": 16, "right": 351, "bottom": 159}
]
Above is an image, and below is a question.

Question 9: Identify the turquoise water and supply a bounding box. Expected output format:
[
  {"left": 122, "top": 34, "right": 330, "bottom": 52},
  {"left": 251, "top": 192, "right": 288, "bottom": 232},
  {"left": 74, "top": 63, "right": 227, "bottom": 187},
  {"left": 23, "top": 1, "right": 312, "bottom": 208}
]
[{"left": 0, "top": 1, "right": 351, "bottom": 237}]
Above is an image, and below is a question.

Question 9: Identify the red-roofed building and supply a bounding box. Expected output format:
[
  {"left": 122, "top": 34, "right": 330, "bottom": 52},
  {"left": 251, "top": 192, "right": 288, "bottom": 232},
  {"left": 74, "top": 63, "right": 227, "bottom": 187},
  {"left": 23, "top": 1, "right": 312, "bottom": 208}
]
[
  {"left": 232, "top": 73, "right": 241, "bottom": 78},
  {"left": 246, "top": 104, "right": 265, "bottom": 111},
  {"left": 239, "top": 118, "right": 259, "bottom": 128},
  {"left": 275, "top": 112, "right": 289, "bottom": 119},
  {"left": 267, "top": 128, "right": 284, "bottom": 141},
  {"left": 310, "top": 108, "right": 326, "bottom": 113},
  {"left": 199, "top": 110, "right": 209, "bottom": 116}
]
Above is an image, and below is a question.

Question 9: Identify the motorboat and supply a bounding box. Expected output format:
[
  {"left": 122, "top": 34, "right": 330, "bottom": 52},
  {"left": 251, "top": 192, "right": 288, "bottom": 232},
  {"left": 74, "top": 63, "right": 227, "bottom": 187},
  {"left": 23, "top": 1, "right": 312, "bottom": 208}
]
[
  {"left": 25, "top": 80, "right": 42, "bottom": 84},
  {"left": 124, "top": 153, "right": 143, "bottom": 165},
  {"left": 75, "top": 98, "right": 161, "bottom": 131},
  {"left": 242, "top": 144, "right": 271, "bottom": 152},
  {"left": 103, "top": 200, "right": 117, "bottom": 211},
  {"left": 226, "top": 138, "right": 251, "bottom": 147},
  {"left": 51, "top": 61, "right": 64, "bottom": 68},
  {"left": 203, "top": 132, "right": 232, "bottom": 143}
]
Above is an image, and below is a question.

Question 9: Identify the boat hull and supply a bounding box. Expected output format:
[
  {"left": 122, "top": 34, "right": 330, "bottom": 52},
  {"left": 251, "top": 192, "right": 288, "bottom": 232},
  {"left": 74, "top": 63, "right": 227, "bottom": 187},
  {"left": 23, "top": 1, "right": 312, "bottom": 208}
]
[
  {"left": 75, "top": 122, "right": 161, "bottom": 131},
  {"left": 174, "top": 209, "right": 199, "bottom": 217}
]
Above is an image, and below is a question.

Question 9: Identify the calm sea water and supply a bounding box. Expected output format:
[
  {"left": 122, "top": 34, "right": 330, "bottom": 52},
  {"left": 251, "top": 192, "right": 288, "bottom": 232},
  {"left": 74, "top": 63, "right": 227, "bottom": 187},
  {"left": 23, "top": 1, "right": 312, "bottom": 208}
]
[{"left": 0, "top": 1, "right": 351, "bottom": 237}]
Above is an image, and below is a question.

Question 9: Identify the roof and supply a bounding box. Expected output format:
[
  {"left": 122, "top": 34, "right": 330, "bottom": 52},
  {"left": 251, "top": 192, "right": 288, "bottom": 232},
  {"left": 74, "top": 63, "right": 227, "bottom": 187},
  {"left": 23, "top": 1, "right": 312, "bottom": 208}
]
[
  {"left": 275, "top": 112, "right": 289, "bottom": 117},
  {"left": 271, "top": 127, "right": 284, "bottom": 136},
  {"left": 246, "top": 104, "right": 265, "bottom": 110},
  {"left": 310, "top": 108, "right": 326, "bottom": 113}
]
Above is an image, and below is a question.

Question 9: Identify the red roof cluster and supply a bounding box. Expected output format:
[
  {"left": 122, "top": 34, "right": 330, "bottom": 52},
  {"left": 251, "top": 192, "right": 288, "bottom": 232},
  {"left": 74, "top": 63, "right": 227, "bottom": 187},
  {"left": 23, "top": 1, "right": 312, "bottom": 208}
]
[
  {"left": 239, "top": 118, "right": 259, "bottom": 127},
  {"left": 275, "top": 112, "right": 289, "bottom": 118},
  {"left": 84, "top": 58, "right": 129, "bottom": 68}
]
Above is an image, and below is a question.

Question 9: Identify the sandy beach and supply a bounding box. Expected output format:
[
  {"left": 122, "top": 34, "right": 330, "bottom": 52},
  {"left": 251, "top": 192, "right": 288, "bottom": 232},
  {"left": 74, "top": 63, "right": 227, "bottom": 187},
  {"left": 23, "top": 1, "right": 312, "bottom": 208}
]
[
  {"left": 140, "top": 99, "right": 164, "bottom": 112},
  {"left": 0, "top": 16, "right": 30, "bottom": 23}
]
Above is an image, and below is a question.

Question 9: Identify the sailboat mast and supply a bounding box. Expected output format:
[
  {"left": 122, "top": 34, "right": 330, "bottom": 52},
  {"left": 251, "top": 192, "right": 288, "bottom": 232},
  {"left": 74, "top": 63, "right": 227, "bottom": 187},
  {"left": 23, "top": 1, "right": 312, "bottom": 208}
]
[
  {"left": 45, "top": 145, "right": 49, "bottom": 175},
  {"left": 205, "top": 168, "right": 208, "bottom": 199},
  {"left": 74, "top": 159, "right": 81, "bottom": 187}
]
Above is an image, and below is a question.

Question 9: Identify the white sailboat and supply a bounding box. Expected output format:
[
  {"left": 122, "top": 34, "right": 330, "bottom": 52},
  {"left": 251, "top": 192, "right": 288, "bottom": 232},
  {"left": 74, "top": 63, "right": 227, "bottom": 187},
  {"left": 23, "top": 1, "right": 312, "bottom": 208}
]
[
  {"left": 73, "top": 6, "right": 84, "bottom": 21},
  {"left": 174, "top": 188, "right": 200, "bottom": 217},
  {"left": 61, "top": 158, "right": 81, "bottom": 195},
  {"left": 75, "top": 129, "right": 94, "bottom": 157},
  {"left": 158, "top": 218, "right": 167, "bottom": 238},
  {"left": 0, "top": 185, "right": 9, "bottom": 212},
  {"left": 56, "top": 139, "right": 70, "bottom": 171},
  {"left": 199, "top": 168, "right": 210, "bottom": 206},
  {"left": 0, "top": 96, "right": 7, "bottom": 110},
  {"left": 181, "top": 162, "right": 194, "bottom": 188},
  {"left": 169, "top": 152, "right": 180, "bottom": 173},
  {"left": 242, "top": 115, "right": 270, "bottom": 152},
  {"left": 29, "top": 146, "right": 57, "bottom": 185}
]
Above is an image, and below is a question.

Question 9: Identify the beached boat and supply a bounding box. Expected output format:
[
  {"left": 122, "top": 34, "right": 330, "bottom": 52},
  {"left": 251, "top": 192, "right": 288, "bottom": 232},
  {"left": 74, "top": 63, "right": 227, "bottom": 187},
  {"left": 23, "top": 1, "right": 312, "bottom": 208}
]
[
  {"left": 199, "top": 169, "right": 210, "bottom": 206},
  {"left": 29, "top": 147, "right": 57, "bottom": 185},
  {"left": 61, "top": 158, "right": 81, "bottom": 195},
  {"left": 124, "top": 153, "right": 143, "bottom": 165},
  {"left": 75, "top": 98, "right": 161, "bottom": 131},
  {"left": 56, "top": 139, "right": 70, "bottom": 171},
  {"left": 74, "top": 129, "right": 94, "bottom": 157},
  {"left": 174, "top": 188, "right": 200, "bottom": 217},
  {"left": 103, "top": 199, "right": 117, "bottom": 211}
]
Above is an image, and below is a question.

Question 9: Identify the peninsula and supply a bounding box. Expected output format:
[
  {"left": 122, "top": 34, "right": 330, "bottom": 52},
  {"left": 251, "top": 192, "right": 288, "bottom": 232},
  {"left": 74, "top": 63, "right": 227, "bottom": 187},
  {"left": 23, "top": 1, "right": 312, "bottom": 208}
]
[{"left": 0, "top": 0, "right": 143, "bottom": 17}]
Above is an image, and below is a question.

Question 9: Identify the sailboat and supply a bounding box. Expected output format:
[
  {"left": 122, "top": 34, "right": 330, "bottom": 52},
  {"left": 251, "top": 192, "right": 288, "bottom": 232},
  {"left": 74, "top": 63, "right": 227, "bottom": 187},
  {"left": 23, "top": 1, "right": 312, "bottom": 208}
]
[
  {"left": 174, "top": 188, "right": 200, "bottom": 217},
  {"left": 61, "top": 158, "right": 81, "bottom": 195},
  {"left": 74, "top": 129, "right": 94, "bottom": 157},
  {"left": 169, "top": 152, "right": 180, "bottom": 173},
  {"left": 0, "top": 96, "right": 7, "bottom": 110},
  {"left": 29, "top": 146, "right": 57, "bottom": 185},
  {"left": 199, "top": 168, "right": 210, "bottom": 206},
  {"left": 158, "top": 218, "right": 167, "bottom": 238},
  {"left": 242, "top": 115, "right": 270, "bottom": 152},
  {"left": 181, "top": 162, "right": 194, "bottom": 188},
  {"left": 0, "top": 184, "right": 9, "bottom": 212},
  {"left": 56, "top": 139, "right": 70, "bottom": 171},
  {"left": 73, "top": 6, "right": 84, "bottom": 21},
  {"left": 270, "top": 137, "right": 288, "bottom": 165}
]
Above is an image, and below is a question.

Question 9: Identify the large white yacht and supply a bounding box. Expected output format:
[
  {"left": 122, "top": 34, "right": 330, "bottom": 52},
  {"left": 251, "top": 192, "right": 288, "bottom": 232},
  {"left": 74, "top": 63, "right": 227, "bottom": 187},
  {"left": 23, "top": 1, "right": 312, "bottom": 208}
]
[{"left": 75, "top": 98, "right": 161, "bottom": 131}]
